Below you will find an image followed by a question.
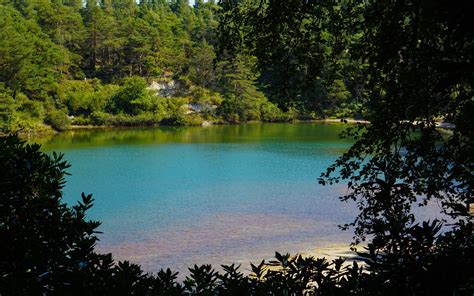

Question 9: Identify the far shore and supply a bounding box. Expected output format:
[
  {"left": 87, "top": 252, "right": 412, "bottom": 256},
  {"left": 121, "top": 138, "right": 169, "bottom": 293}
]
[
  {"left": 66, "top": 118, "right": 369, "bottom": 130},
  {"left": 4, "top": 117, "right": 455, "bottom": 138}
]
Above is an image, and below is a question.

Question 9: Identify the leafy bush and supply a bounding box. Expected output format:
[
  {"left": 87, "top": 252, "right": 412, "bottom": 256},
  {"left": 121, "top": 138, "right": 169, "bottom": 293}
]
[
  {"left": 5, "top": 94, "right": 55, "bottom": 133},
  {"left": 71, "top": 115, "right": 92, "bottom": 126},
  {"left": 109, "top": 76, "right": 157, "bottom": 115},
  {"left": 182, "top": 114, "right": 205, "bottom": 126},
  {"left": 260, "top": 101, "right": 286, "bottom": 122},
  {"left": 90, "top": 111, "right": 114, "bottom": 126},
  {"left": 0, "top": 135, "right": 113, "bottom": 295},
  {"left": 219, "top": 95, "right": 287, "bottom": 123},
  {"left": 90, "top": 111, "right": 163, "bottom": 127},
  {"left": 46, "top": 109, "right": 71, "bottom": 131},
  {"left": 159, "top": 110, "right": 188, "bottom": 126},
  {"left": 56, "top": 79, "right": 118, "bottom": 116}
]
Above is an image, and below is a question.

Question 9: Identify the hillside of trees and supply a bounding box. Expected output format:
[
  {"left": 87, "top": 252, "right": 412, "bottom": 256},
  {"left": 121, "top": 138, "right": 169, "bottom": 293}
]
[
  {"left": 0, "top": 0, "right": 275, "bottom": 133},
  {"left": 0, "top": 0, "right": 361, "bottom": 134}
]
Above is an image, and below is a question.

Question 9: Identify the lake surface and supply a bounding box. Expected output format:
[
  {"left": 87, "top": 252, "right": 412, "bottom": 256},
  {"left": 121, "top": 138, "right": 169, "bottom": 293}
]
[{"left": 35, "top": 123, "right": 423, "bottom": 274}]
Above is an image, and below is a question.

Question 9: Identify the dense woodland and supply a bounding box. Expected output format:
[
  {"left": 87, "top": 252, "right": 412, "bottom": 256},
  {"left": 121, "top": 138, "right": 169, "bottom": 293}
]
[
  {"left": 0, "top": 0, "right": 361, "bottom": 133},
  {"left": 1, "top": 0, "right": 473, "bottom": 295}
]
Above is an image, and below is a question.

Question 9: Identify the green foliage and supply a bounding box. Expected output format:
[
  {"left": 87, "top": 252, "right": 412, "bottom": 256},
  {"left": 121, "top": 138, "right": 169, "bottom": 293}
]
[
  {"left": 0, "top": 5, "right": 67, "bottom": 99},
  {"left": 189, "top": 40, "right": 216, "bottom": 88},
  {"left": 216, "top": 54, "right": 285, "bottom": 123},
  {"left": 46, "top": 109, "right": 71, "bottom": 131},
  {"left": 260, "top": 100, "right": 285, "bottom": 122},
  {"left": 189, "top": 86, "right": 223, "bottom": 107},
  {"left": 321, "top": 79, "right": 352, "bottom": 117},
  {"left": 3, "top": 0, "right": 286, "bottom": 132},
  {"left": 56, "top": 79, "right": 119, "bottom": 116},
  {"left": 0, "top": 135, "right": 114, "bottom": 295},
  {"left": 0, "top": 0, "right": 296, "bottom": 132},
  {"left": 6, "top": 93, "right": 50, "bottom": 133},
  {"left": 90, "top": 111, "right": 161, "bottom": 126},
  {"left": 109, "top": 76, "right": 151, "bottom": 115},
  {"left": 217, "top": 0, "right": 362, "bottom": 114},
  {"left": 0, "top": 88, "right": 14, "bottom": 132}
]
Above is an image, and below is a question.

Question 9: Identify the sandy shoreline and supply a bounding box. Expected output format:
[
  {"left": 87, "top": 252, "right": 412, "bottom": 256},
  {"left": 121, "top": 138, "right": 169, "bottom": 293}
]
[
  {"left": 111, "top": 243, "right": 365, "bottom": 277},
  {"left": 302, "top": 244, "right": 364, "bottom": 261},
  {"left": 261, "top": 244, "right": 367, "bottom": 275}
]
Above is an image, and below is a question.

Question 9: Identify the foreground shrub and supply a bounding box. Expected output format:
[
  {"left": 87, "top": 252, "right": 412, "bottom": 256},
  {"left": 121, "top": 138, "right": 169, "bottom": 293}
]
[{"left": 0, "top": 135, "right": 112, "bottom": 295}]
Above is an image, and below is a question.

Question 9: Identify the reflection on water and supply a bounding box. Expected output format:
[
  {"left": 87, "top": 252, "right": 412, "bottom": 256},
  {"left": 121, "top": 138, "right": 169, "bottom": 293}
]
[
  {"left": 34, "top": 123, "right": 442, "bottom": 274},
  {"left": 38, "top": 123, "right": 351, "bottom": 149}
]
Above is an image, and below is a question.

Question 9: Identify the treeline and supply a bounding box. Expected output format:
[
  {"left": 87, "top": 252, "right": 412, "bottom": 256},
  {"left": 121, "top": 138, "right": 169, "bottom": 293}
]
[{"left": 0, "top": 0, "right": 296, "bottom": 133}]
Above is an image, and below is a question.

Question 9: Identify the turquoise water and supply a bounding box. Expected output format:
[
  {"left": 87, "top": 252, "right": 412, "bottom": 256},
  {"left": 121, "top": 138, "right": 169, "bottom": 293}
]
[{"left": 38, "top": 123, "right": 362, "bottom": 272}]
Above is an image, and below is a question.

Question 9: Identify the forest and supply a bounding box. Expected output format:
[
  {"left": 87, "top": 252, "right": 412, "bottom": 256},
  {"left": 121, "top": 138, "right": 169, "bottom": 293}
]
[
  {"left": 0, "top": 0, "right": 360, "bottom": 133},
  {"left": 1, "top": 0, "right": 473, "bottom": 295}
]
